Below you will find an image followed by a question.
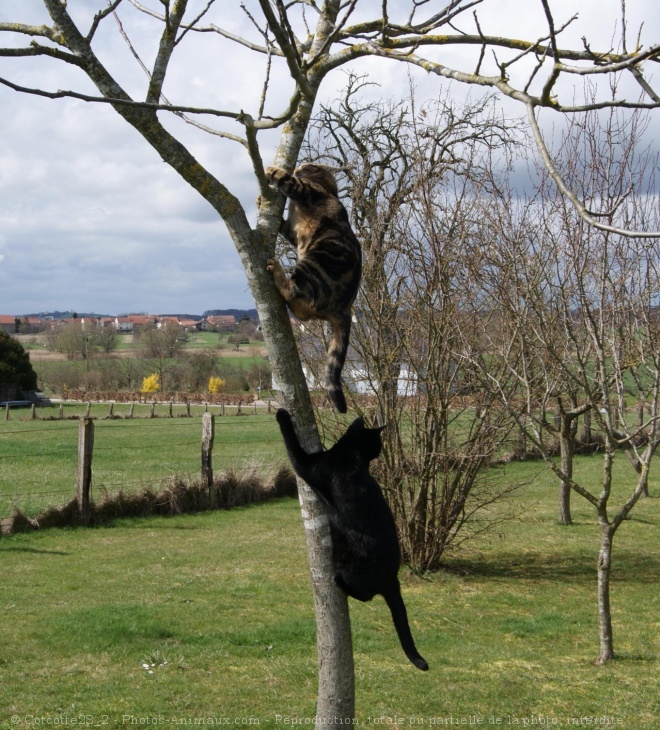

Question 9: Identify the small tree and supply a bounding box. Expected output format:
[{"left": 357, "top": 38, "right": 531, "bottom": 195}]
[
  {"left": 302, "top": 81, "right": 523, "bottom": 570},
  {"left": 0, "top": 331, "right": 38, "bottom": 393},
  {"left": 55, "top": 322, "right": 99, "bottom": 362},
  {"left": 468, "top": 101, "right": 660, "bottom": 664},
  {"left": 97, "top": 327, "right": 118, "bottom": 355}
]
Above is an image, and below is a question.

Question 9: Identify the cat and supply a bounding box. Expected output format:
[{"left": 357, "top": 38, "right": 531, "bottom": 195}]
[
  {"left": 275, "top": 408, "right": 429, "bottom": 671},
  {"left": 265, "top": 163, "right": 362, "bottom": 413}
]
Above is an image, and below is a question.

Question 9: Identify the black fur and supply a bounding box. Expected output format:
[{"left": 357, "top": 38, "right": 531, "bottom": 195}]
[{"left": 276, "top": 408, "right": 429, "bottom": 671}]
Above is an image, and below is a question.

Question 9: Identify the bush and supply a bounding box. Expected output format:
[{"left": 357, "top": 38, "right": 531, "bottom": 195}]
[
  {"left": 0, "top": 331, "right": 38, "bottom": 393},
  {"left": 142, "top": 373, "right": 161, "bottom": 393}
]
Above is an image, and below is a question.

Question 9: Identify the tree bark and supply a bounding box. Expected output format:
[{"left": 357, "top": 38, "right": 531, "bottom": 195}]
[
  {"left": 558, "top": 414, "right": 574, "bottom": 526},
  {"left": 595, "top": 522, "right": 615, "bottom": 664}
]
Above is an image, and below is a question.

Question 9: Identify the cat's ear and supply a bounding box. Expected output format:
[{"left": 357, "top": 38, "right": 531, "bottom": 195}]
[
  {"left": 347, "top": 416, "right": 366, "bottom": 433},
  {"left": 374, "top": 424, "right": 387, "bottom": 434}
]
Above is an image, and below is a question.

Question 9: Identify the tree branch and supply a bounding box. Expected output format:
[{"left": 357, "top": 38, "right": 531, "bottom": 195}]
[
  {"left": 258, "top": 0, "right": 313, "bottom": 97},
  {"left": 526, "top": 102, "right": 660, "bottom": 238},
  {"left": 147, "top": 0, "right": 188, "bottom": 104},
  {"left": 0, "top": 75, "right": 246, "bottom": 121}
]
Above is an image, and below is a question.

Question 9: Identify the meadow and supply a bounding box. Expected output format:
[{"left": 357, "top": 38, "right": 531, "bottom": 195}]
[
  {"left": 0, "top": 404, "right": 287, "bottom": 518},
  {"left": 0, "top": 442, "right": 658, "bottom": 727}
]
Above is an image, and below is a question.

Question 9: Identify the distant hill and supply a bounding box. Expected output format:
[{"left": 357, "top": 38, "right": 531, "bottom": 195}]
[
  {"left": 21, "top": 311, "right": 111, "bottom": 319},
  {"left": 20, "top": 309, "right": 259, "bottom": 321},
  {"left": 158, "top": 314, "right": 203, "bottom": 321},
  {"left": 204, "top": 308, "right": 258, "bottom": 321}
]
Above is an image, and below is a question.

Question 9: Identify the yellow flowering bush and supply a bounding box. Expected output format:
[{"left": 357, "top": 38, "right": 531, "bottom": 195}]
[
  {"left": 207, "top": 376, "right": 226, "bottom": 394},
  {"left": 141, "top": 373, "right": 161, "bottom": 393}
]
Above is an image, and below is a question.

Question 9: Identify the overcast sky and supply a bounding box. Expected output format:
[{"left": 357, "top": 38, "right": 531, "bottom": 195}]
[{"left": 1, "top": 0, "right": 658, "bottom": 316}]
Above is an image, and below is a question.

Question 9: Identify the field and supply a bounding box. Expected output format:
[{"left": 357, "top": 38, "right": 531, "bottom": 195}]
[
  {"left": 0, "top": 438, "right": 658, "bottom": 726},
  {"left": 0, "top": 405, "right": 287, "bottom": 518}
]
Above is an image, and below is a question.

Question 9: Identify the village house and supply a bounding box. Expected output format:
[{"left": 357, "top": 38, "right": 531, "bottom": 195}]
[
  {"left": 0, "top": 315, "right": 18, "bottom": 334},
  {"left": 208, "top": 314, "right": 236, "bottom": 331},
  {"left": 194, "top": 318, "right": 214, "bottom": 332},
  {"left": 114, "top": 315, "right": 157, "bottom": 332}
]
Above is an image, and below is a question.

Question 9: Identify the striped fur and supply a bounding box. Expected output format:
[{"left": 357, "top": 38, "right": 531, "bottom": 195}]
[{"left": 266, "top": 163, "right": 361, "bottom": 413}]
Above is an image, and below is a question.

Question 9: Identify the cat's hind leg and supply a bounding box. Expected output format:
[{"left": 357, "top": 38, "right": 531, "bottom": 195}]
[{"left": 267, "top": 259, "right": 316, "bottom": 320}]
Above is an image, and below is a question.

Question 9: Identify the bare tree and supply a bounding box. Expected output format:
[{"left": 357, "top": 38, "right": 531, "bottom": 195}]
[
  {"left": 54, "top": 321, "right": 99, "bottom": 362},
  {"left": 3, "top": 0, "right": 660, "bottom": 712},
  {"left": 97, "top": 326, "right": 118, "bottom": 355},
  {"left": 298, "top": 80, "right": 525, "bottom": 570},
  {"left": 469, "top": 102, "right": 660, "bottom": 664}
]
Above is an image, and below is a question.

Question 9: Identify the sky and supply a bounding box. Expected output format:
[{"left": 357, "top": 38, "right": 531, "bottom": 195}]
[{"left": 0, "top": 0, "right": 659, "bottom": 317}]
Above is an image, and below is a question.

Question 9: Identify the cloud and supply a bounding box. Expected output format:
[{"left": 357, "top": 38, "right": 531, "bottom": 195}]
[{"left": 0, "top": 0, "right": 658, "bottom": 316}]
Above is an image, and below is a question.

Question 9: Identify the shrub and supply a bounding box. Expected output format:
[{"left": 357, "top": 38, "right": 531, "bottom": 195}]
[
  {"left": 0, "top": 331, "right": 38, "bottom": 392},
  {"left": 141, "top": 373, "right": 161, "bottom": 393},
  {"left": 208, "top": 376, "right": 226, "bottom": 394}
]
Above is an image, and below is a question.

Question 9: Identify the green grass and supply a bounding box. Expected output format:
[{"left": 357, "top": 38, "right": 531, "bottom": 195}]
[
  {"left": 0, "top": 407, "right": 287, "bottom": 517},
  {"left": 0, "top": 469, "right": 658, "bottom": 726}
]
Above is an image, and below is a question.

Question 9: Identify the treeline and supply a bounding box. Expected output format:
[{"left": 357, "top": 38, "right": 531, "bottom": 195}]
[{"left": 35, "top": 349, "right": 271, "bottom": 397}]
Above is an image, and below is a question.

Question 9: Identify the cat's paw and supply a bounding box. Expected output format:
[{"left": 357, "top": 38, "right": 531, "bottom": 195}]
[
  {"left": 275, "top": 408, "right": 291, "bottom": 425},
  {"left": 256, "top": 194, "right": 262, "bottom": 208},
  {"left": 265, "top": 166, "right": 288, "bottom": 188},
  {"left": 267, "top": 258, "right": 288, "bottom": 288},
  {"left": 266, "top": 257, "right": 284, "bottom": 274}
]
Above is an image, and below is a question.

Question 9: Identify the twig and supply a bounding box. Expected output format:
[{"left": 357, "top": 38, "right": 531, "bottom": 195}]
[{"left": 526, "top": 102, "right": 660, "bottom": 238}]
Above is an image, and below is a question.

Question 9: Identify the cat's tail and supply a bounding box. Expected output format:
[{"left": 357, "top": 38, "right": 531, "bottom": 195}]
[
  {"left": 325, "top": 313, "right": 351, "bottom": 414},
  {"left": 383, "top": 583, "right": 429, "bottom": 671}
]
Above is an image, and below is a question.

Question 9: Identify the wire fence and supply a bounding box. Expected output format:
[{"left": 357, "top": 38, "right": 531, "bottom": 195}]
[{"left": 0, "top": 407, "right": 288, "bottom": 519}]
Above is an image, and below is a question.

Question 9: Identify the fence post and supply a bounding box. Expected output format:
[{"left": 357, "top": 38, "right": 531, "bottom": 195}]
[
  {"left": 31, "top": 403, "right": 37, "bottom": 420},
  {"left": 77, "top": 418, "right": 94, "bottom": 525},
  {"left": 202, "top": 412, "right": 216, "bottom": 507},
  {"left": 4, "top": 403, "right": 9, "bottom": 421}
]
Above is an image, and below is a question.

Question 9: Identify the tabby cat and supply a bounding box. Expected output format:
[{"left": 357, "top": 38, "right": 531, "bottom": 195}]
[
  {"left": 265, "top": 163, "right": 361, "bottom": 413},
  {"left": 275, "top": 408, "right": 429, "bottom": 671}
]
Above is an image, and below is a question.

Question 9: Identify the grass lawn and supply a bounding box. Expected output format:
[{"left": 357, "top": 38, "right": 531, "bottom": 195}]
[
  {"left": 0, "top": 407, "right": 287, "bottom": 518},
  {"left": 0, "top": 453, "right": 658, "bottom": 726}
]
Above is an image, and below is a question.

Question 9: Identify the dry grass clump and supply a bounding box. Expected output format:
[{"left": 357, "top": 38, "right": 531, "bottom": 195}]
[{"left": 0, "top": 466, "right": 297, "bottom": 537}]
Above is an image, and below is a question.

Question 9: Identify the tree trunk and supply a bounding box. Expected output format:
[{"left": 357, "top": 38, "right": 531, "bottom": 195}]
[
  {"left": 595, "top": 523, "right": 615, "bottom": 664},
  {"left": 558, "top": 480, "right": 572, "bottom": 526},
  {"left": 298, "top": 481, "right": 355, "bottom": 721},
  {"left": 581, "top": 408, "right": 592, "bottom": 448},
  {"left": 558, "top": 414, "right": 573, "bottom": 526},
  {"left": 244, "top": 225, "right": 356, "bottom": 723}
]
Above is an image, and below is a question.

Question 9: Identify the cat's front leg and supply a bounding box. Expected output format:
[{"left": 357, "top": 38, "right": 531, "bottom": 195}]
[
  {"left": 267, "top": 258, "right": 302, "bottom": 310},
  {"left": 266, "top": 257, "right": 290, "bottom": 293},
  {"left": 265, "top": 166, "right": 291, "bottom": 192}
]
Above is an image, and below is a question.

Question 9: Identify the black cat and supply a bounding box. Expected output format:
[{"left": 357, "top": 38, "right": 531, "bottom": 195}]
[{"left": 275, "top": 408, "right": 429, "bottom": 671}]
